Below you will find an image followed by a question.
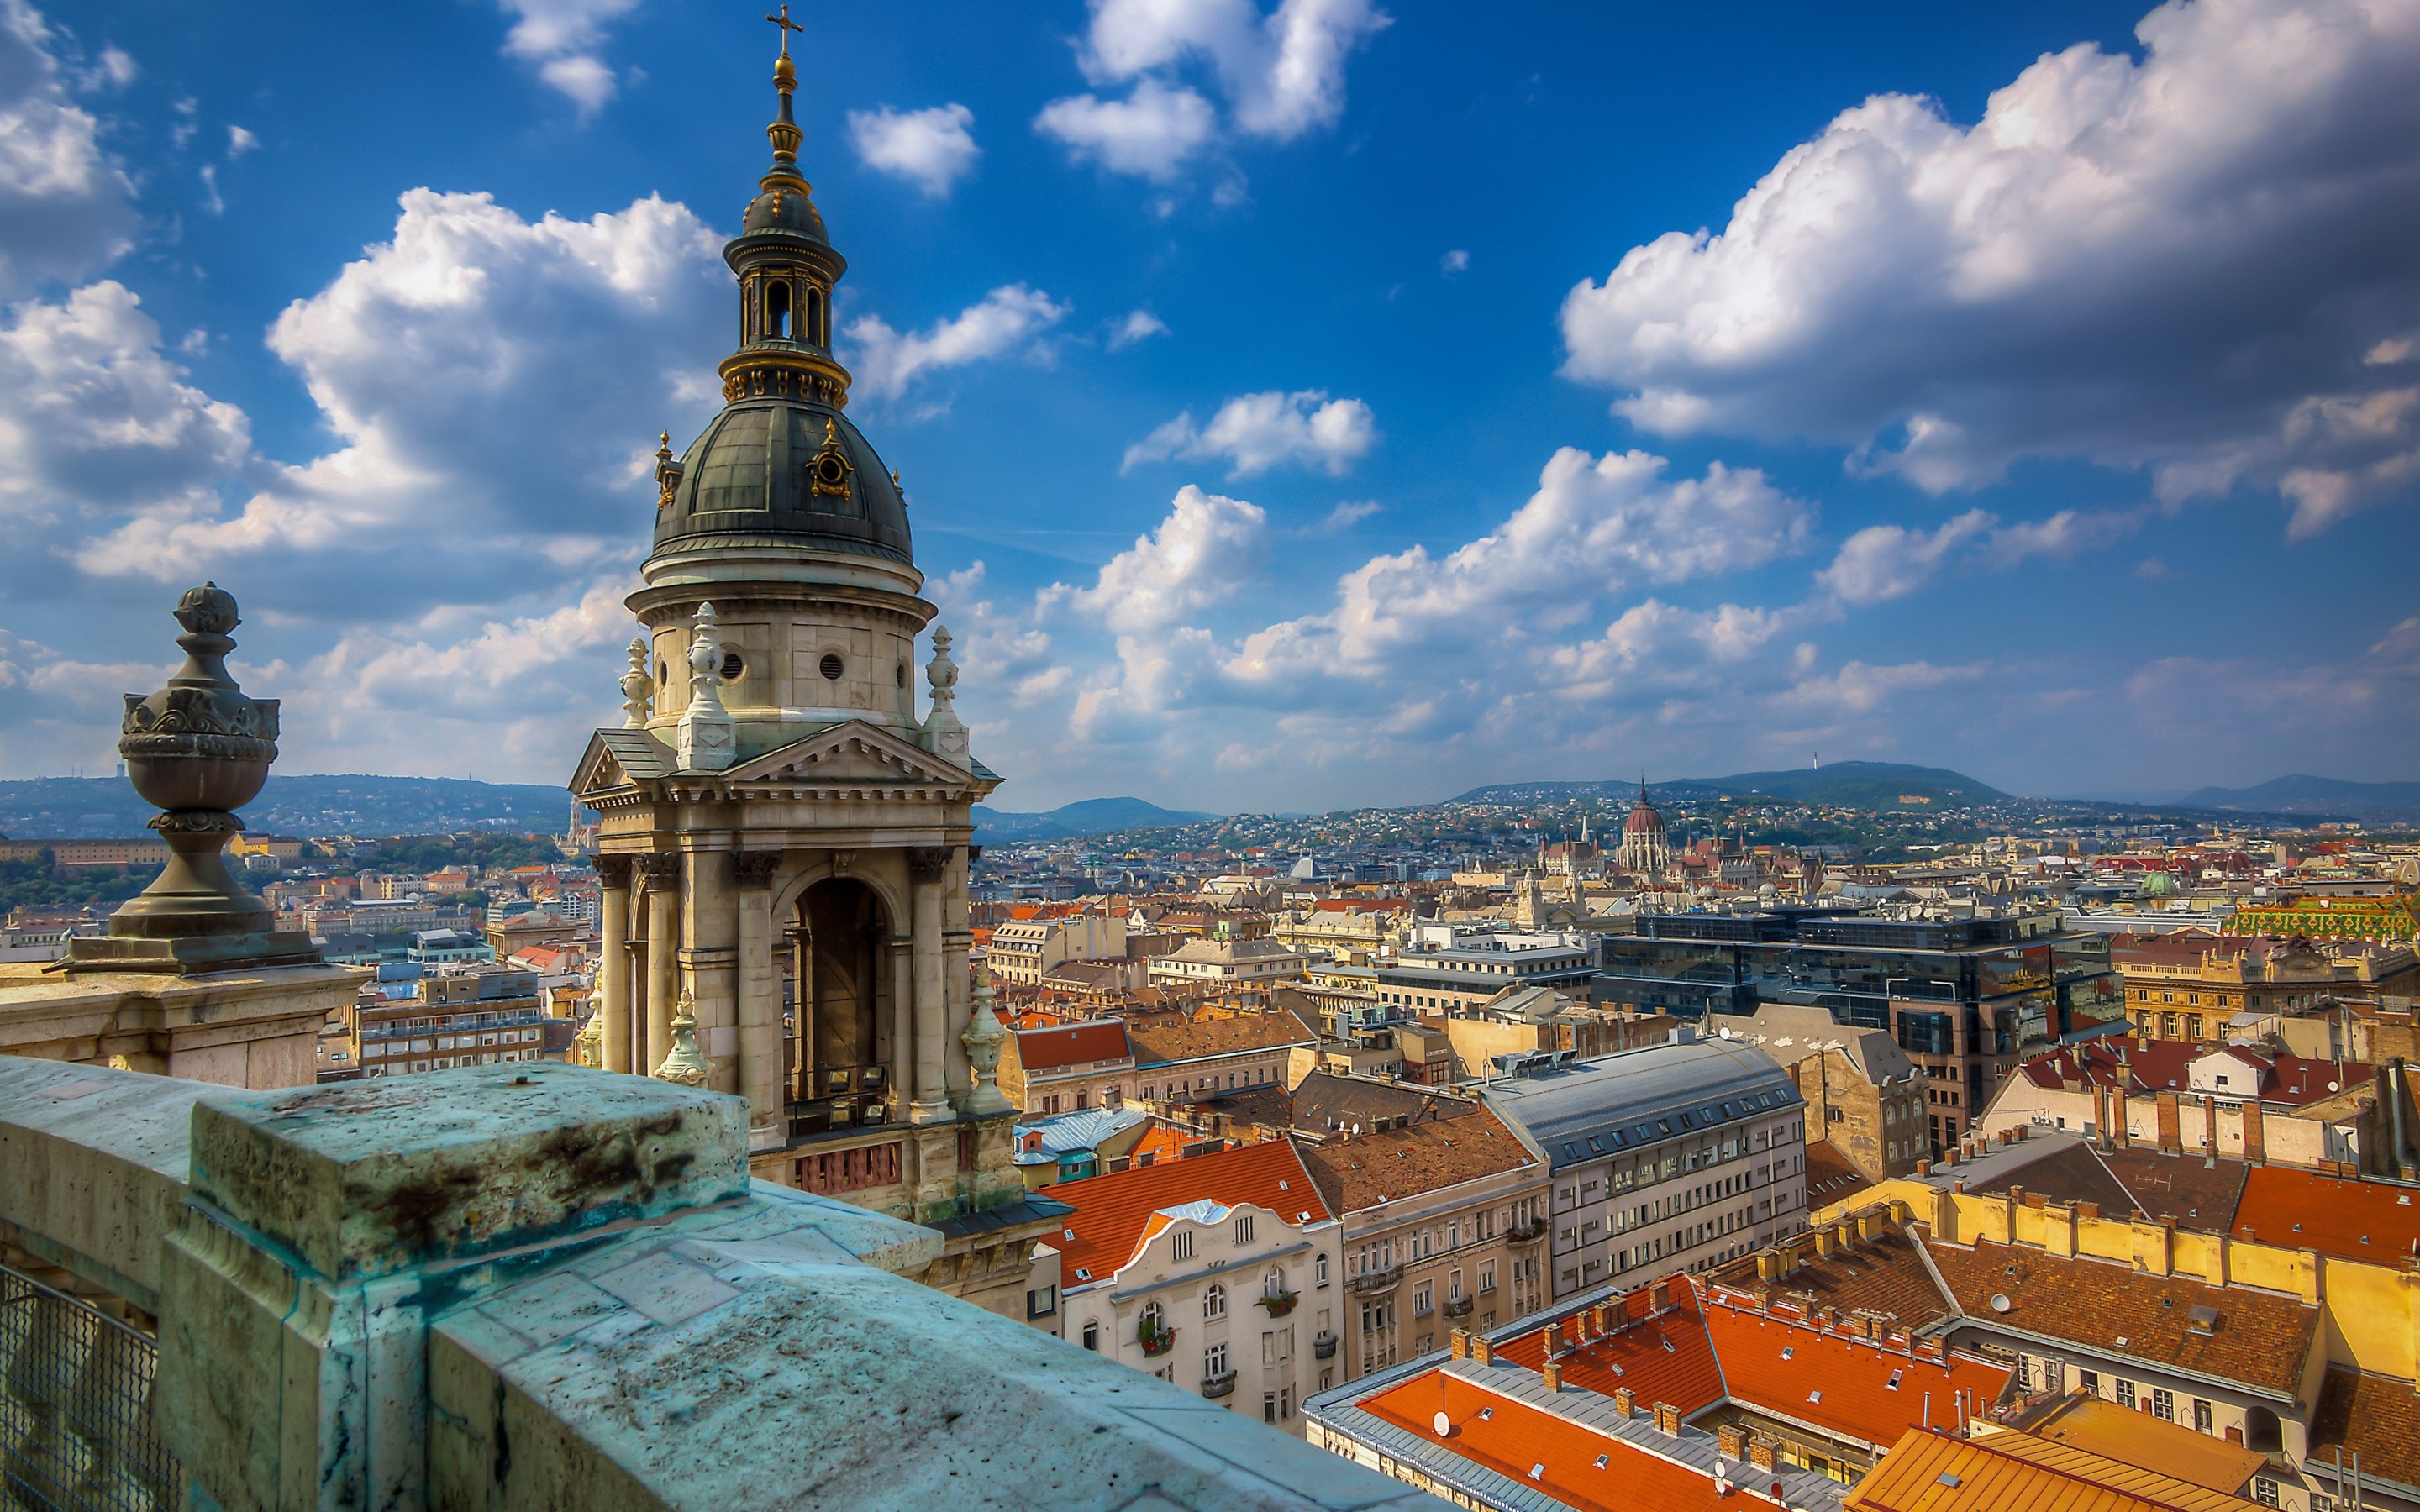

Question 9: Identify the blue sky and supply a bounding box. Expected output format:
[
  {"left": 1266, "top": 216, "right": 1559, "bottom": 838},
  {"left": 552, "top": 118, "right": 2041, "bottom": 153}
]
[{"left": 7, "top": 0, "right": 2417, "bottom": 812}]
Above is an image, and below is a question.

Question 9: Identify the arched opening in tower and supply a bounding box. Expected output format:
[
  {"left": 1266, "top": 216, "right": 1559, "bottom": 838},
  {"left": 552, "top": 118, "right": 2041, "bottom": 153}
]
[
  {"left": 788, "top": 875, "right": 892, "bottom": 1131},
  {"left": 767, "top": 278, "right": 793, "bottom": 341},
  {"left": 803, "top": 286, "right": 825, "bottom": 346}
]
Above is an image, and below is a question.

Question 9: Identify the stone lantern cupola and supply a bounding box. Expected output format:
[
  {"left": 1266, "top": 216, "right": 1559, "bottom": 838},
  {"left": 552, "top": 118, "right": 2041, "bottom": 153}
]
[{"left": 570, "top": 19, "right": 1053, "bottom": 1316}]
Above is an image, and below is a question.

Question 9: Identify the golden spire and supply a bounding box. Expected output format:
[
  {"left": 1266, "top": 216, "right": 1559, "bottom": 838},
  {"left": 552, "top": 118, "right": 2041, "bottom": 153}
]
[{"left": 763, "top": 5, "right": 806, "bottom": 182}]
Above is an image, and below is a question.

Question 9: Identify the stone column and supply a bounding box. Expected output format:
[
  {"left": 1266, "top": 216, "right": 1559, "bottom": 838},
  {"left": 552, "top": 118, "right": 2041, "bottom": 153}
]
[
  {"left": 887, "top": 936, "right": 914, "bottom": 1120},
  {"left": 734, "top": 852, "right": 782, "bottom": 1144},
  {"left": 942, "top": 846, "right": 974, "bottom": 1105},
  {"left": 597, "top": 856, "right": 633, "bottom": 1074},
  {"left": 682, "top": 849, "right": 739, "bottom": 1095},
  {"left": 908, "top": 847, "right": 950, "bottom": 1124},
  {"left": 641, "top": 853, "right": 681, "bottom": 1076}
]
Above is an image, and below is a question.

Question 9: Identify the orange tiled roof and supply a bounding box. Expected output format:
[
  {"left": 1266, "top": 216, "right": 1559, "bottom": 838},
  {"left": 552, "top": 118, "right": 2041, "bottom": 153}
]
[
  {"left": 2232, "top": 1165, "right": 2420, "bottom": 1265},
  {"left": 2310, "top": 1365, "right": 2420, "bottom": 1491},
  {"left": 1043, "top": 1137, "right": 1329, "bottom": 1287},
  {"left": 1013, "top": 1020, "right": 1132, "bottom": 1073},
  {"left": 1492, "top": 1285, "right": 1723, "bottom": 1417},
  {"left": 1697, "top": 1297, "right": 2011, "bottom": 1448},
  {"left": 1360, "top": 1371, "right": 1731, "bottom": 1512},
  {"left": 1847, "top": 1426, "right": 2260, "bottom": 1512}
]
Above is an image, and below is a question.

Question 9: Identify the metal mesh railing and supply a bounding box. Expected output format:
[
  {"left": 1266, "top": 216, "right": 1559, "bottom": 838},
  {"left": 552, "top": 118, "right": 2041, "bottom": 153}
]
[{"left": 0, "top": 1263, "right": 181, "bottom": 1512}]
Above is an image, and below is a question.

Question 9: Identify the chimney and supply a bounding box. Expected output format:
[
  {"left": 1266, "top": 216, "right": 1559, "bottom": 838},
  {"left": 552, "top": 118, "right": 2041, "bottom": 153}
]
[
  {"left": 1612, "top": 1387, "right": 1636, "bottom": 1418},
  {"left": 1472, "top": 1335, "right": 1495, "bottom": 1364},
  {"left": 1649, "top": 1278, "right": 1670, "bottom": 1312},
  {"left": 1542, "top": 1359, "right": 1563, "bottom": 1392},
  {"left": 1717, "top": 1423, "right": 1749, "bottom": 1459},
  {"left": 1545, "top": 1320, "right": 1564, "bottom": 1356},
  {"left": 1450, "top": 1329, "right": 1470, "bottom": 1360},
  {"left": 1593, "top": 1302, "right": 1613, "bottom": 1333},
  {"left": 1653, "top": 1401, "right": 1681, "bottom": 1436},
  {"left": 1756, "top": 1250, "right": 1781, "bottom": 1281},
  {"left": 1747, "top": 1436, "right": 1779, "bottom": 1473},
  {"left": 1916, "top": 1158, "right": 1932, "bottom": 1176},
  {"left": 1812, "top": 1227, "right": 1836, "bottom": 1257}
]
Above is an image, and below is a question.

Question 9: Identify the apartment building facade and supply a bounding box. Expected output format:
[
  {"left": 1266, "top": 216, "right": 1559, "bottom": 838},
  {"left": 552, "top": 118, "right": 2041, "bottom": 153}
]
[
  {"left": 1481, "top": 1035, "right": 1809, "bottom": 1300},
  {"left": 355, "top": 964, "right": 548, "bottom": 1076},
  {"left": 987, "top": 912, "right": 1128, "bottom": 985},
  {"left": 2117, "top": 929, "right": 2420, "bottom": 1046},
  {"left": 1048, "top": 1139, "right": 1345, "bottom": 1436},
  {"left": 1299, "top": 1110, "right": 1550, "bottom": 1380}
]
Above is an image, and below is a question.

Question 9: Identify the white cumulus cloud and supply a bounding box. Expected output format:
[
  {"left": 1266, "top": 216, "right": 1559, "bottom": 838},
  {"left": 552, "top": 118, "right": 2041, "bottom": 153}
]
[
  {"left": 1109, "top": 308, "right": 1169, "bottom": 348},
  {"left": 0, "top": 0, "right": 137, "bottom": 295},
  {"left": 1817, "top": 511, "right": 1996, "bottom": 606},
  {"left": 496, "top": 0, "right": 639, "bottom": 114},
  {"left": 1035, "top": 78, "right": 1219, "bottom": 181},
  {"left": 1038, "top": 0, "right": 1389, "bottom": 183},
  {"left": 848, "top": 103, "right": 980, "bottom": 197},
  {"left": 1056, "top": 486, "right": 1270, "bottom": 634},
  {"left": 1560, "top": 0, "right": 2420, "bottom": 533},
  {"left": 844, "top": 283, "right": 1071, "bottom": 402},
  {"left": 1123, "top": 389, "right": 1376, "bottom": 476}
]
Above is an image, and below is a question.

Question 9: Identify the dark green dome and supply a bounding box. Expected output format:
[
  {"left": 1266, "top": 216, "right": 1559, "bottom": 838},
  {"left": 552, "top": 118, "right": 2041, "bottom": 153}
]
[{"left": 654, "top": 398, "right": 911, "bottom": 564}]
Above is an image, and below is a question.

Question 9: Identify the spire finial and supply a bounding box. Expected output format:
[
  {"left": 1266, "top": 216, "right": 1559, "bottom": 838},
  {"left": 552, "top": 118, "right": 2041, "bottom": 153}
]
[{"left": 766, "top": 3, "right": 803, "bottom": 60}]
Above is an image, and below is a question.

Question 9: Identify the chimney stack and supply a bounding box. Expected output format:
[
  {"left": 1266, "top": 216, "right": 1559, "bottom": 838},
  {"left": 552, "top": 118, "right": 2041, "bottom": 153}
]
[
  {"left": 1717, "top": 1424, "right": 1749, "bottom": 1459},
  {"left": 1653, "top": 1401, "right": 1681, "bottom": 1436}
]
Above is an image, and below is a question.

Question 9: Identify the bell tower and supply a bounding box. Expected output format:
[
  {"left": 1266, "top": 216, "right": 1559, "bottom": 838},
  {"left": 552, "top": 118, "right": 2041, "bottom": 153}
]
[{"left": 569, "top": 17, "right": 1057, "bottom": 1312}]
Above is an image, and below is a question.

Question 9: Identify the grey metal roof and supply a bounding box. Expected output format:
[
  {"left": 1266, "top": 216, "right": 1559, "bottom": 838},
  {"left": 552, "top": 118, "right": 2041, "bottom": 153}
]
[
  {"left": 597, "top": 728, "right": 675, "bottom": 781},
  {"left": 1478, "top": 1037, "right": 1800, "bottom": 1172}
]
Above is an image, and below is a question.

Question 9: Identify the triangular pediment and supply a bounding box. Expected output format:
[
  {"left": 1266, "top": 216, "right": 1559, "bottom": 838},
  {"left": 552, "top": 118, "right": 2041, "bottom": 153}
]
[
  {"left": 725, "top": 720, "right": 971, "bottom": 787},
  {"left": 572, "top": 727, "right": 675, "bottom": 797}
]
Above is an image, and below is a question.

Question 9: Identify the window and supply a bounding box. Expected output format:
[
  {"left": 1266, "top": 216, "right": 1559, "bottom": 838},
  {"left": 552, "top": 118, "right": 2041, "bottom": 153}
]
[
  {"left": 1205, "top": 1341, "right": 1228, "bottom": 1378},
  {"left": 1264, "top": 1393, "right": 1280, "bottom": 1424},
  {"left": 2117, "top": 1379, "right": 2136, "bottom": 1409},
  {"left": 1265, "top": 1268, "right": 1286, "bottom": 1299},
  {"left": 803, "top": 285, "right": 825, "bottom": 344},
  {"left": 1082, "top": 1320, "right": 1099, "bottom": 1351},
  {"left": 2253, "top": 1479, "right": 2281, "bottom": 1509},
  {"left": 2193, "top": 1399, "right": 2213, "bottom": 1435},
  {"left": 1479, "top": 1262, "right": 1497, "bottom": 1294},
  {"left": 1027, "top": 1285, "right": 1056, "bottom": 1319},
  {"left": 1413, "top": 1284, "right": 1433, "bottom": 1315},
  {"left": 1234, "top": 1215, "right": 1255, "bottom": 1245},
  {"left": 1174, "top": 1231, "right": 1195, "bottom": 1262},
  {"left": 1204, "top": 1284, "right": 1225, "bottom": 1320},
  {"left": 766, "top": 279, "right": 792, "bottom": 339},
  {"left": 1315, "top": 1253, "right": 1329, "bottom": 1286},
  {"left": 2078, "top": 1370, "right": 2099, "bottom": 1396},
  {"left": 2153, "top": 1387, "right": 2175, "bottom": 1421}
]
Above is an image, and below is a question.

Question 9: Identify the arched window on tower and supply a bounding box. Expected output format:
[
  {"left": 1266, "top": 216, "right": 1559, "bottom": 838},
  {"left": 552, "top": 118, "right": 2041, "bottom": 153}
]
[
  {"left": 804, "top": 286, "right": 826, "bottom": 345},
  {"left": 766, "top": 279, "right": 792, "bottom": 340}
]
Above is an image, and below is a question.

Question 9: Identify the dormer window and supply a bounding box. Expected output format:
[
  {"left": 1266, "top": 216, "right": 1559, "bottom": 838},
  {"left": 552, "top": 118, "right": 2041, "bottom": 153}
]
[{"left": 766, "top": 279, "right": 793, "bottom": 340}]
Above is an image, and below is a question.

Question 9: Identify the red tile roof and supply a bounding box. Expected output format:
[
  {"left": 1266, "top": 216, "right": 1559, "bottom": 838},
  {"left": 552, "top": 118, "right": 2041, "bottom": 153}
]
[
  {"left": 1697, "top": 1298, "right": 2011, "bottom": 1448},
  {"left": 1360, "top": 1371, "right": 1734, "bottom": 1512},
  {"left": 2231, "top": 1166, "right": 2420, "bottom": 1264},
  {"left": 1042, "top": 1137, "right": 1329, "bottom": 1287},
  {"left": 1013, "top": 1019, "right": 1133, "bottom": 1073},
  {"left": 1492, "top": 1284, "right": 1723, "bottom": 1417}
]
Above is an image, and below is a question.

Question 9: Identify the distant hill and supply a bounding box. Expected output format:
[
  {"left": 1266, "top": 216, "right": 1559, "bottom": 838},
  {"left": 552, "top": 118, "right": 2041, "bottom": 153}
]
[
  {"left": 2175, "top": 775, "right": 2420, "bottom": 824},
  {"left": 0, "top": 774, "right": 578, "bottom": 839},
  {"left": 973, "top": 796, "right": 1218, "bottom": 843},
  {"left": 1451, "top": 761, "right": 2009, "bottom": 811}
]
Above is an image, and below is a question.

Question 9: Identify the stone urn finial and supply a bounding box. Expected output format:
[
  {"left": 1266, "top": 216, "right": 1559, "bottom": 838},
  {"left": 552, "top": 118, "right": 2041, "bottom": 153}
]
[
  {"left": 652, "top": 991, "right": 712, "bottom": 1086},
  {"left": 675, "top": 602, "right": 736, "bottom": 772},
  {"left": 64, "top": 585, "right": 319, "bottom": 974},
  {"left": 960, "top": 963, "right": 1011, "bottom": 1116},
  {"left": 922, "top": 623, "right": 968, "bottom": 760},
  {"left": 620, "top": 636, "right": 652, "bottom": 728}
]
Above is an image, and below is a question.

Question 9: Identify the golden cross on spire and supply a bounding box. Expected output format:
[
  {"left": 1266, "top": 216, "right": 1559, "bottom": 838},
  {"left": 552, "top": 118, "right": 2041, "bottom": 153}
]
[{"left": 765, "top": 3, "right": 803, "bottom": 55}]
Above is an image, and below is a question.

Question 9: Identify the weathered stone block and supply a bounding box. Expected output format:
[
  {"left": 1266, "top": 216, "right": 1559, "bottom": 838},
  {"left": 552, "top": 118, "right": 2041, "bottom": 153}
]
[{"left": 187, "top": 1062, "right": 747, "bottom": 1281}]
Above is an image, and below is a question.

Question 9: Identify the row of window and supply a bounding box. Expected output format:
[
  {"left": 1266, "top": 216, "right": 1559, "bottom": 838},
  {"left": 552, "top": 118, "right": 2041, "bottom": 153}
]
[{"left": 363, "top": 1048, "right": 544, "bottom": 1077}]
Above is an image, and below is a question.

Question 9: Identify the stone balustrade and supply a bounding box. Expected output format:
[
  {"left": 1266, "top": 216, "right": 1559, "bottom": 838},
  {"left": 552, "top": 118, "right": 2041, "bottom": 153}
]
[{"left": 0, "top": 1055, "right": 1444, "bottom": 1511}]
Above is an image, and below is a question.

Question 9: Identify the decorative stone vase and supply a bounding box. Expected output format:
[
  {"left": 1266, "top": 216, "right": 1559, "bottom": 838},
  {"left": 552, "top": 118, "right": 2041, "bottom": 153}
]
[
  {"left": 960, "top": 964, "right": 1012, "bottom": 1116},
  {"left": 67, "top": 584, "right": 318, "bottom": 974},
  {"left": 652, "top": 993, "right": 712, "bottom": 1086}
]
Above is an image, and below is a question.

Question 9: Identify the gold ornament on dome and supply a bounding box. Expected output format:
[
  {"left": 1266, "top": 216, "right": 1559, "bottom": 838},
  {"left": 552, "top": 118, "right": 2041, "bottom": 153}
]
[{"left": 808, "top": 418, "right": 854, "bottom": 499}]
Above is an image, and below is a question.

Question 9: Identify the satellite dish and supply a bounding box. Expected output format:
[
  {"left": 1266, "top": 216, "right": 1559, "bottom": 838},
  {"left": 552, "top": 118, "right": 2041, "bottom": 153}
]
[
  {"left": 1432, "top": 1411, "right": 1452, "bottom": 1437},
  {"left": 1990, "top": 1294, "right": 2012, "bottom": 1314}
]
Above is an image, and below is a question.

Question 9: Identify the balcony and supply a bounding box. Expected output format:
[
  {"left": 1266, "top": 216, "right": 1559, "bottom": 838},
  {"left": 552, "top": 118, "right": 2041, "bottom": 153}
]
[
  {"left": 1201, "top": 1370, "right": 1237, "bottom": 1399},
  {"left": 1349, "top": 1264, "right": 1402, "bottom": 1296},
  {"left": 1313, "top": 1332, "right": 1339, "bottom": 1359},
  {"left": 1508, "top": 1218, "right": 1547, "bottom": 1245},
  {"left": 1443, "top": 1295, "right": 1474, "bottom": 1319}
]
